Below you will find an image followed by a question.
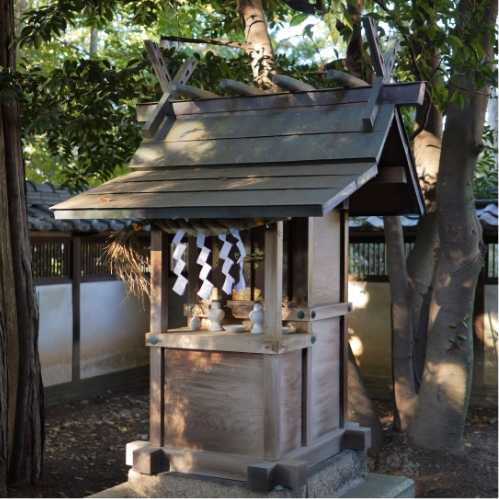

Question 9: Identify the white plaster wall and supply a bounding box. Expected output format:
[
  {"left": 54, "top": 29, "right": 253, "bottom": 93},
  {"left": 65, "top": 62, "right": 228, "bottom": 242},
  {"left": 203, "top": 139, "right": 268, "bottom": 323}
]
[
  {"left": 37, "top": 284, "right": 73, "bottom": 387},
  {"left": 347, "top": 280, "right": 392, "bottom": 378},
  {"left": 484, "top": 284, "right": 498, "bottom": 386},
  {"left": 80, "top": 281, "right": 150, "bottom": 379}
]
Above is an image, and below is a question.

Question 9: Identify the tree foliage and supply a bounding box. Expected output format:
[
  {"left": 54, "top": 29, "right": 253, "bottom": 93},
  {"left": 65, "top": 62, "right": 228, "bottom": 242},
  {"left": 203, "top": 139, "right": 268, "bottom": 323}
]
[{"left": 1, "top": 0, "right": 494, "bottom": 192}]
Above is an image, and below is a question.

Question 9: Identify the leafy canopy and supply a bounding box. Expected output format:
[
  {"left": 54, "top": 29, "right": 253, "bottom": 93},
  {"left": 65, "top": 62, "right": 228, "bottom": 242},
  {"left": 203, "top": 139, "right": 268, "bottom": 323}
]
[{"left": 1, "top": 0, "right": 496, "bottom": 193}]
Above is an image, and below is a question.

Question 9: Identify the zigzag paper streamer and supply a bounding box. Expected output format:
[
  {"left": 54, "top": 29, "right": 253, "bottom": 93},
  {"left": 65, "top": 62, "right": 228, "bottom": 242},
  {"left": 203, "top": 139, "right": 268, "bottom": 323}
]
[
  {"left": 229, "top": 228, "right": 247, "bottom": 293},
  {"left": 196, "top": 233, "right": 214, "bottom": 300},
  {"left": 218, "top": 234, "right": 235, "bottom": 295},
  {"left": 171, "top": 229, "right": 188, "bottom": 295}
]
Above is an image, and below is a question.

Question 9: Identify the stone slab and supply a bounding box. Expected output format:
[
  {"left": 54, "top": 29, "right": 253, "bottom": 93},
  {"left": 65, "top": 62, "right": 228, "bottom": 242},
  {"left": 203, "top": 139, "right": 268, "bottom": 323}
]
[
  {"left": 91, "top": 483, "right": 137, "bottom": 498},
  {"left": 341, "top": 473, "right": 415, "bottom": 498},
  {"left": 91, "top": 450, "right": 367, "bottom": 498}
]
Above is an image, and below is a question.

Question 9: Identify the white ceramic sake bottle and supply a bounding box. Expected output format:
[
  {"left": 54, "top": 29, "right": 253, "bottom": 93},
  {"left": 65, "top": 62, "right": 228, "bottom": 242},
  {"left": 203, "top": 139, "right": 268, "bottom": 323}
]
[
  {"left": 207, "top": 301, "right": 225, "bottom": 331},
  {"left": 249, "top": 302, "right": 265, "bottom": 334},
  {"left": 189, "top": 315, "right": 201, "bottom": 331}
]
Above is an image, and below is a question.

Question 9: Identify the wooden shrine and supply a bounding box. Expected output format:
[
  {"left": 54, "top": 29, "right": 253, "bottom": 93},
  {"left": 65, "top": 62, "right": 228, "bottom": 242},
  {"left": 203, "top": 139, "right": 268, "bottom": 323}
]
[{"left": 52, "top": 18, "right": 425, "bottom": 493}]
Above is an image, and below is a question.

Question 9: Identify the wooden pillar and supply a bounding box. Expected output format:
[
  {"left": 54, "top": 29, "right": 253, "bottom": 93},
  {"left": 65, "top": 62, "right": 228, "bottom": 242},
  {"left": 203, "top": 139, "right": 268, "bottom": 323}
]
[
  {"left": 263, "top": 222, "right": 283, "bottom": 461},
  {"left": 339, "top": 206, "right": 349, "bottom": 427},
  {"left": 264, "top": 222, "right": 283, "bottom": 341},
  {"left": 150, "top": 229, "right": 169, "bottom": 447}
]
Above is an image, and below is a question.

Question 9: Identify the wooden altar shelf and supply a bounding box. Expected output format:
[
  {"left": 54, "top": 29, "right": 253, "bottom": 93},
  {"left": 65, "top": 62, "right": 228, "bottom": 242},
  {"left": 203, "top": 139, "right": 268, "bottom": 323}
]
[
  {"left": 183, "top": 301, "right": 353, "bottom": 321},
  {"left": 145, "top": 330, "right": 316, "bottom": 355}
]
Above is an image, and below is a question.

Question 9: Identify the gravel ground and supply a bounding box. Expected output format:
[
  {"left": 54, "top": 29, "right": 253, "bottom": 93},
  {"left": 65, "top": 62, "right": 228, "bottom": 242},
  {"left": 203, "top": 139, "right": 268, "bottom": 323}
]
[{"left": 7, "top": 386, "right": 498, "bottom": 498}]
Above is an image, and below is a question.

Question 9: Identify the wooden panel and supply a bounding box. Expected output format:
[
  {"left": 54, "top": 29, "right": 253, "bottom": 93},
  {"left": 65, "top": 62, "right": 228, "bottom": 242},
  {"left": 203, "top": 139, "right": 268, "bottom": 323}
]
[
  {"left": 163, "top": 349, "right": 265, "bottom": 457},
  {"left": 107, "top": 162, "right": 377, "bottom": 181},
  {"left": 54, "top": 204, "right": 324, "bottom": 222},
  {"left": 168, "top": 82, "right": 425, "bottom": 116},
  {"left": 78, "top": 175, "right": 361, "bottom": 196},
  {"left": 154, "top": 102, "right": 393, "bottom": 143},
  {"left": 264, "top": 355, "right": 281, "bottom": 461},
  {"left": 129, "top": 128, "right": 387, "bottom": 169},
  {"left": 308, "top": 318, "right": 340, "bottom": 441},
  {"left": 264, "top": 224, "right": 283, "bottom": 341},
  {"left": 54, "top": 187, "right": 342, "bottom": 211},
  {"left": 370, "top": 166, "right": 407, "bottom": 184},
  {"left": 280, "top": 350, "right": 302, "bottom": 455},
  {"left": 308, "top": 211, "right": 341, "bottom": 308}
]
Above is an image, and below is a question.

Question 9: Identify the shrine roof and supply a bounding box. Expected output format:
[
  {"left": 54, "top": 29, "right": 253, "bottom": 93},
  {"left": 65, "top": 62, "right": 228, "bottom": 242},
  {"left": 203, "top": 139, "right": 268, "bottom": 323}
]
[{"left": 52, "top": 83, "right": 426, "bottom": 220}]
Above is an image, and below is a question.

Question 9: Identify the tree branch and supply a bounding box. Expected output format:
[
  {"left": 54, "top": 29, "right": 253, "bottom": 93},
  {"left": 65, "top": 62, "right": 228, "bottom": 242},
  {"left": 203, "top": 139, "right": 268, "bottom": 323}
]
[
  {"left": 160, "top": 35, "right": 249, "bottom": 50},
  {"left": 372, "top": 0, "right": 390, "bottom": 13},
  {"left": 409, "top": 88, "right": 433, "bottom": 140},
  {"left": 280, "top": 0, "right": 315, "bottom": 15}
]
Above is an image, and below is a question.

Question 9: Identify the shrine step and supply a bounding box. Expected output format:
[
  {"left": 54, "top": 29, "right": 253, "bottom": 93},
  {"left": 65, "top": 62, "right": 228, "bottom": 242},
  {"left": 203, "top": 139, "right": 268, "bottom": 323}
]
[
  {"left": 90, "top": 473, "right": 414, "bottom": 498},
  {"left": 340, "top": 473, "right": 415, "bottom": 498}
]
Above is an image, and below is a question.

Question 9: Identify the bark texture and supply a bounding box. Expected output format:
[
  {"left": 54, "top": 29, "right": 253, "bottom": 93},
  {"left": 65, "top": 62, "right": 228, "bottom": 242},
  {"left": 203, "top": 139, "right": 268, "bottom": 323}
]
[
  {"left": 407, "top": 123, "right": 441, "bottom": 387},
  {"left": 409, "top": 0, "right": 497, "bottom": 453},
  {"left": 384, "top": 216, "right": 417, "bottom": 432},
  {"left": 236, "top": 0, "right": 277, "bottom": 88},
  {"left": 0, "top": 0, "right": 44, "bottom": 492}
]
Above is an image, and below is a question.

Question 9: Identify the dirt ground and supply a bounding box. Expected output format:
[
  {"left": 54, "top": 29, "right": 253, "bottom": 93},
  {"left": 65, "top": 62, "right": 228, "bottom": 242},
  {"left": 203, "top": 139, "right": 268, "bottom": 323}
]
[{"left": 7, "top": 386, "right": 498, "bottom": 498}]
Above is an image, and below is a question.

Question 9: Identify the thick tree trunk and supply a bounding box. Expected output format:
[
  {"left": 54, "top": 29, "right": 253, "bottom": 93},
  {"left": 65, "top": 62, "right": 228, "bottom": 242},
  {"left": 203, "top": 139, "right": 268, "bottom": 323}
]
[
  {"left": 0, "top": 0, "right": 44, "bottom": 493},
  {"left": 384, "top": 216, "right": 417, "bottom": 432},
  {"left": 407, "top": 119, "right": 441, "bottom": 387},
  {"left": 236, "top": 0, "right": 276, "bottom": 88},
  {"left": 0, "top": 106, "right": 20, "bottom": 498},
  {"left": 409, "top": 0, "right": 497, "bottom": 453}
]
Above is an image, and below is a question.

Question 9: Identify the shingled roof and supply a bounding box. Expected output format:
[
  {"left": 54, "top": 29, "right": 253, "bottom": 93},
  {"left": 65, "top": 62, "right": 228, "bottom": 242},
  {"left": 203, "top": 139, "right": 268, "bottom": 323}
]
[{"left": 52, "top": 83, "right": 426, "bottom": 221}]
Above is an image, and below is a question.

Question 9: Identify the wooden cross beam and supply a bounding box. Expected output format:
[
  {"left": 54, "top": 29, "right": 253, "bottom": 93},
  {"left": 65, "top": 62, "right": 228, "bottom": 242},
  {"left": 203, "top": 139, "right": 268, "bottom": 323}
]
[
  {"left": 142, "top": 40, "right": 199, "bottom": 139},
  {"left": 361, "top": 16, "right": 402, "bottom": 131}
]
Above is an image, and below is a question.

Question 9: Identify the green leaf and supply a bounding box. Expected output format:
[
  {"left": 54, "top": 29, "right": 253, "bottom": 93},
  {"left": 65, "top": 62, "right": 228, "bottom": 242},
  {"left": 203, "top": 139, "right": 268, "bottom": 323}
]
[
  {"left": 346, "top": 0, "right": 359, "bottom": 9},
  {"left": 449, "top": 323, "right": 457, "bottom": 328},
  {"left": 303, "top": 24, "right": 314, "bottom": 40},
  {"left": 290, "top": 13, "right": 308, "bottom": 27},
  {"left": 448, "top": 338, "right": 456, "bottom": 343},
  {"left": 457, "top": 334, "right": 467, "bottom": 341},
  {"left": 449, "top": 35, "right": 463, "bottom": 48}
]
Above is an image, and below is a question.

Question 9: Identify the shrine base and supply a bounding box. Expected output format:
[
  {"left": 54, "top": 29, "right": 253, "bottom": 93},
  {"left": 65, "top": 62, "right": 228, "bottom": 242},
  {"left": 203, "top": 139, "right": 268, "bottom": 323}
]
[{"left": 90, "top": 448, "right": 413, "bottom": 498}]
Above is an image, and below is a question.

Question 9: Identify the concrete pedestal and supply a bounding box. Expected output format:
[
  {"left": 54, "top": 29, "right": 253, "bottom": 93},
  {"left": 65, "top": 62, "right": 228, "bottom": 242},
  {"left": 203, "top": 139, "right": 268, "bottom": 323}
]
[{"left": 90, "top": 449, "right": 414, "bottom": 498}]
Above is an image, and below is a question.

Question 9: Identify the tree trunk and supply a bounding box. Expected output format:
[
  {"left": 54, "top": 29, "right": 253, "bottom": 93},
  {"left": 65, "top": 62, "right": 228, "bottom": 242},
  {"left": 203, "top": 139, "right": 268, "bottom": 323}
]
[
  {"left": 236, "top": 0, "right": 277, "bottom": 88},
  {"left": 0, "top": 0, "right": 44, "bottom": 493},
  {"left": 409, "top": 0, "right": 497, "bottom": 453},
  {"left": 384, "top": 216, "right": 417, "bottom": 432},
  {"left": 407, "top": 119, "right": 441, "bottom": 387}
]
